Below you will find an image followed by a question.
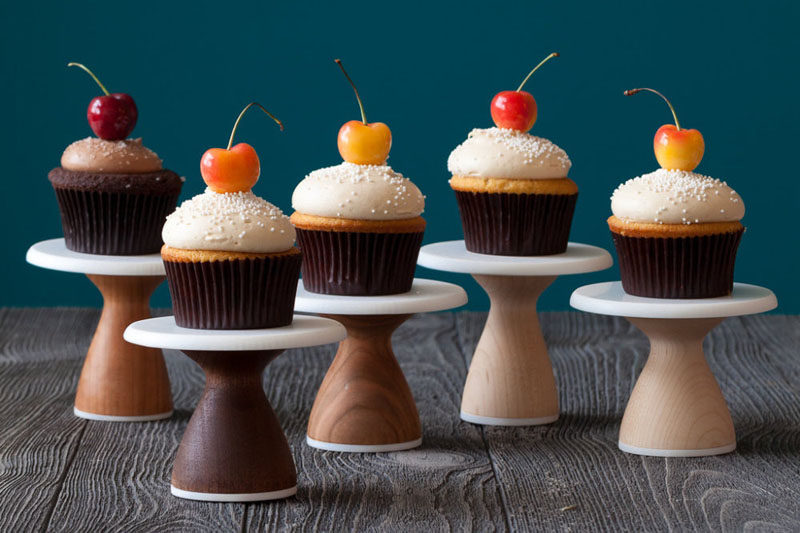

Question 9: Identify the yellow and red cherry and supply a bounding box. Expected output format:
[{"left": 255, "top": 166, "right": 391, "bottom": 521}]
[
  {"left": 624, "top": 87, "right": 705, "bottom": 172},
  {"left": 491, "top": 52, "right": 559, "bottom": 132},
  {"left": 334, "top": 59, "right": 392, "bottom": 165},
  {"left": 68, "top": 62, "right": 138, "bottom": 140},
  {"left": 200, "top": 102, "right": 283, "bottom": 193}
]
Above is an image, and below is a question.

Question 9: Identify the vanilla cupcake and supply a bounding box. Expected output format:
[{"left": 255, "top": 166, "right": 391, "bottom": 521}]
[
  {"left": 48, "top": 137, "right": 183, "bottom": 255},
  {"left": 447, "top": 128, "right": 577, "bottom": 255},
  {"left": 609, "top": 169, "right": 745, "bottom": 298},
  {"left": 162, "top": 188, "right": 301, "bottom": 329},
  {"left": 291, "top": 162, "right": 425, "bottom": 295}
]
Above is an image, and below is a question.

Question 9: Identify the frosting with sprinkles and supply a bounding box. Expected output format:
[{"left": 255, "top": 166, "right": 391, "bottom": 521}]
[
  {"left": 611, "top": 168, "right": 745, "bottom": 224},
  {"left": 292, "top": 162, "right": 425, "bottom": 220},
  {"left": 447, "top": 127, "right": 571, "bottom": 179},
  {"left": 162, "top": 188, "right": 295, "bottom": 253},
  {"left": 61, "top": 137, "right": 163, "bottom": 173}
]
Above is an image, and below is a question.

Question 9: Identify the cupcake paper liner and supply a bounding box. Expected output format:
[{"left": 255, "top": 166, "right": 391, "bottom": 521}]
[
  {"left": 611, "top": 229, "right": 744, "bottom": 299},
  {"left": 164, "top": 252, "right": 302, "bottom": 330},
  {"left": 53, "top": 187, "right": 179, "bottom": 255},
  {"left": 295, "top": 229, "right": 424, "bottom": 295},
  {"left": 453, "top": 190, "right": 578, "bottom": 256}
]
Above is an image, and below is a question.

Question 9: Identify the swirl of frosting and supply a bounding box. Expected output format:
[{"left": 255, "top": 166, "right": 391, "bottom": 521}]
[
  {"left": 447, "top": 127, "right": 571, "bottom": 179},
  {"left": 61, "top": 137, "right": 163, "bottom": 173},
  {"left": 611, "top": 169, "right": 745, "bottom": 224},
  {"left": 162, "top": 188, "right": 296, "bottom": 253},
  {"left": 292, "top": 162, "right": 425, "bottom": 220}
]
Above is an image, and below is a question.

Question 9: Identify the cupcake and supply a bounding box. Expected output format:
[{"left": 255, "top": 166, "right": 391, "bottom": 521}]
[
  {"left": 50, "top": 63, "right": 182, "bottom": 255},
  {"left": 161, "top": 102, "right": 301, "bottom": 329},
  {"left": 611, "top": 87, "right": 745, "bottom": 298},
  {"left": 289, "top": 59, "right": 425, "bottom": 295},
  {"left": 447, "top": 53, "right": 576, "bottom": 256}
]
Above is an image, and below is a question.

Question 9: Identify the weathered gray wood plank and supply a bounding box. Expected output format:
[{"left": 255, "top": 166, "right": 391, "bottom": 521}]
[{"left": 455, "top": 311, "right": 800, "bottom": 532}]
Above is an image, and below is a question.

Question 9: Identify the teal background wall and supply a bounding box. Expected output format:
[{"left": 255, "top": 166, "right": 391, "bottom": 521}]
[{"left": 2, "top": 1, "right": 797, "bottom": 311}]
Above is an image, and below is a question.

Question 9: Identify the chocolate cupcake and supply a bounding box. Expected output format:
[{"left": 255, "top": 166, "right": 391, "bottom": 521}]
[
  {"left": 48, "top": 137, "right": 182, "bottom": 255},
  {"left": 447, "top": 128, "right": 577, "bottom": 256},
  {"left": 161, "top": 189, "right": 301, "bottom": 330},
  {"left": 609, "top": 168, "right": 745, "bottom": 298},
  {"left": 290, "top": 162, "right": 425, "bottom": 295}
]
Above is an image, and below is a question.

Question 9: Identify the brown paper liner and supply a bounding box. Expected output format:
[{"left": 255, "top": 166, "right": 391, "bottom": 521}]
[
  {"left": 453, "top": 190, "right": 577, "bottom": 256},
  {"left": 611, "top": 229, "right": 744, "bottom": 298},
  {"left": 53, "top": 187, "right": 180, "bottom": 255},
  {"left": 295, "top": 229, "right": 424, "bottom": 295},
  {"left": 164, "top": 252, "right": 302, "bottom": 329}
]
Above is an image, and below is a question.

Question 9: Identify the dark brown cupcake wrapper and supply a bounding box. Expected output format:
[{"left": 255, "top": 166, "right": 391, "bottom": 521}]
[
  {"left": 295, "top": 229, "right": 423, "bottom": 295},
  {"left": 611, "top": 229, "right": 744, "bottom": 299},
  {"left": 164, "top": 252, "right": 302, "bottom": 330},
  {"left": 53, "top": 187, "right": 180, "bottom": 255},
  {"left": 454, "top": 190, "right": 577, "bottom": 256}
]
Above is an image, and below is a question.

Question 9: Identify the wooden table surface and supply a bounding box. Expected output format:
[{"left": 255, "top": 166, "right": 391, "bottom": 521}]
[{"left": 0, "top": 308, "right": 798, "bottom": 532}]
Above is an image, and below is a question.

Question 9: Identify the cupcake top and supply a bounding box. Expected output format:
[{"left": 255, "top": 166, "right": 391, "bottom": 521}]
[
  {"left": 162, "top": 188, "right": 295, "bottom": 253},
  {"left": 611, "top": 168, "right": 745, "bottom": 225},
  {"left": 447, "top": 127, "right": 571, "bottom": 179},
  {"left": 292, "top": 162, "right": 425, "bottom": 220},
  {"left": 61, "top": 137, "right": 163, "bottom": 173}
]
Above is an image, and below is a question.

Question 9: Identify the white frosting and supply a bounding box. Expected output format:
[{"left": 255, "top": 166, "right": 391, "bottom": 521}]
[
  {"left": 447, "top": 127, "right": 571, "bottom": 179},
  {"left": 162, "top": 188, "right": 295, "bottom": 253},
  {"left": 611, "top": 169, "right": 745, "bottom": 224},
  {"left": 292, "top": 162, "right": 425, "bottom": 220}
]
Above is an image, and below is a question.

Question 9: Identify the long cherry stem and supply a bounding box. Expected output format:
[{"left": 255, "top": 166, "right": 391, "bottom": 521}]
[
  {"left": 516, "top": 52, "right": 560, "bottom": 92},
  {"left": 227, "top": 102, "right": 283, "bottom": 150},
  {"left": 67, "top": 62, "right": 110, "bottom": 96},
  {"left": 335, "top": 59, "right": 368, "bottom": 124},
  {"left": 624, "top": 88, "right": 681, "bottom": 130}
]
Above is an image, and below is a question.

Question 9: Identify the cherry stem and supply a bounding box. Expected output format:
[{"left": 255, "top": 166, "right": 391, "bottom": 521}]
[
  {"left": 67, "top": 62, "right": 110, "bottom": 96},
  {"left": 227, "top": 102, "right": 283, "bottom": 150},
  {"left": 516, "top": 52, "right": 560, "bottom": 92},
  {"left": 624, "top": 88, "right": 681, "bottom": 131},
  {"left": 335, "top": 59, "right": 368, "bottom": 124}
]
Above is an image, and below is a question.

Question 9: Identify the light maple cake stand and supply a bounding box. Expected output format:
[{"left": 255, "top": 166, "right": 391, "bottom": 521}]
[
  {"left": 295, "top": 278, "right": 468, "bottom": 452},
  {"left": 570, "top": 281, "right": 777, "bottom": 457},
  {"left": 418, "top": 240, "right": 613, "bottom": 426},
  {"left": 26, "top": 237, "right": 172, "bottom": 422},
  {"left": 124, "top": 314, "right": 345, "bottom": 502}
]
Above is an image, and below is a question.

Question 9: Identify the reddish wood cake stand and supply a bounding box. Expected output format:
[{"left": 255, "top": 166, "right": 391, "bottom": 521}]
[
  {"left": 295, "top": 279, "right": 468, "bottom": 452},
  {"left": 124, "top": 315, "right": 346, "bottom": 501},
  {"left": 27, "top": 238, "right": 172, "bottom": 421},
  {"left": 571, "top": 281, "right": 778, "bottom": 457}
]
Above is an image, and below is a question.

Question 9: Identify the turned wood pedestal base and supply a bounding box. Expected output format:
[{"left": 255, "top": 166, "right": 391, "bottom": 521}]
[{"left": 307, "top": 314, "right": 422, "bottom": 452}]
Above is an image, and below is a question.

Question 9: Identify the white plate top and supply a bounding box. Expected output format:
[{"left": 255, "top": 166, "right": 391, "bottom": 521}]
[
  {"left": 417, "top": 240, "right": 613, "bottom": 276},
  {"left": 27, "top": 238, "right": 165, "bottom": 276},
  {"left": 124, "top": 315, "right": 346, "bottom": 351},
  {"left": 294, "top": 278, "right": 468, "bottom": 315},
  {"left": 570, "top": 281, "right": 777, "bottom": 319}
]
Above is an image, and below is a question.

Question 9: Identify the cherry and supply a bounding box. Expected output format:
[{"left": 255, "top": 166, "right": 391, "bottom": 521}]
[
  {"left": 200, "top": 102, "right": 283, "bottom": 194},
  {"left": 68, "top": 62, "right": 138, "bottom": 140},
  {"left": 491, "top": 52, "right": 559, "bottom": 132},
  {"left": 335, "top": 59, "right": 392, "bottom": 165},
  {"left": 624, "top": 88, "right": 705, "bottom": 172}
]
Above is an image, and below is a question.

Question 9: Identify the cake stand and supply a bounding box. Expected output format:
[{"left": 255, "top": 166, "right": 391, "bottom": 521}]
[
  {"left": 570, "top": 281, "right": 777, "bottom": 457},
  {"left": 124, "top": 315, "right": 346, "bottom": 501},
  {"left": 26, "top": 238, "right": 172, "bottom": 421},
  {"left": 295, "top": 278, "right": 468, "bottom": 452},
  {"left": 417, "top": 240, "right": 613, "bottom": 426}
]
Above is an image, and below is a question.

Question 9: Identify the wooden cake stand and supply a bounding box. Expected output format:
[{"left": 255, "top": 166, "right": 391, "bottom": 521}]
[
  {"left": 295, "top": 278, "right": 468, "bottom": 452},
  {"left": 27, "top": 238, "right": 172, "bottom": 422},
  {"left": 124, "top": 315, "right": 345, "bottom": 502},
  {"left": 570, "top": 281, "right": 777, "bottom": 457},
  {"left": 418, "top": 240, "right": 613, "bottom": 426}
]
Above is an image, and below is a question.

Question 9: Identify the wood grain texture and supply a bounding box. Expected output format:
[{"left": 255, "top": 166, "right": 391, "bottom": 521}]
[
  {"left": 0, "top": 308, "right": 798, "bottom": 531},
  {"left": 307, "top": 314, "right": 421, "bottom": 447},
  {"left": 462, "top": 275, "right": 559, "bottom": 421},
  {"left": 76, "top": 275, "right": 172, "bottom": 417}
]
